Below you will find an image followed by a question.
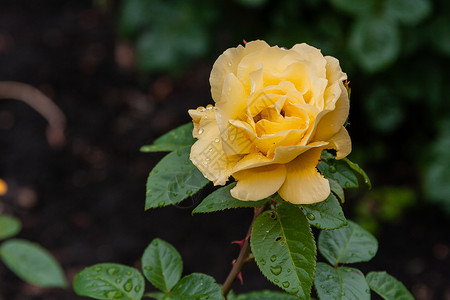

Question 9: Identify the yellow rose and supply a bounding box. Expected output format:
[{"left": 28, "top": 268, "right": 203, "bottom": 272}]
[
  {"left": 0, "top": 178, "right": 7, "bottom": 196},
  {"left": 189, "top": 40, "right": 351, "bottom": 204}
]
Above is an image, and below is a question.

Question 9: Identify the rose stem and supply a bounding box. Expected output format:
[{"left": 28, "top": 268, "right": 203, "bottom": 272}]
[{"left": 222, "top": 202, "right": 270, "bottom": 297}]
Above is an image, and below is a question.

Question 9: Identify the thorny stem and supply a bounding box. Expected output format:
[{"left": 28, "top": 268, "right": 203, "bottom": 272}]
[{"left": 222, "top": 202, "right": 270, "bottom": 297}]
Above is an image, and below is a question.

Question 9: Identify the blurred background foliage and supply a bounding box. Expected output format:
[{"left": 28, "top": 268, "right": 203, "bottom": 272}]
[{"left": 116, "top": 0, "right": 450, "bottom": 230}]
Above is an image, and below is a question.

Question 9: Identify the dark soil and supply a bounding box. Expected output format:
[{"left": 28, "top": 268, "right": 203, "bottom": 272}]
[{"left": 0, "top": 1, "right": 449, "bottom": 300}]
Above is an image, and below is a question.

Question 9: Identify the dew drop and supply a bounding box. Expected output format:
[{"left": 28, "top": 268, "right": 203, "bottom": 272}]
[
  {"left": 154, "top": 240, "right": 159, "bottom": 246},
  {"left": 208, "top": 148, "right": 213, "bottom": 152},
  {"left": 126, "top": 271, "right": 132, "bottom": 275},
  {"left": 228, "top": 62, "right": 232, "bottom": 66},
  {"left": 124, "top": 279, "right": 133, "bottom": 292},
  {"left": 214, "top": 138, "right": 220, "bottom": 143},
  {"left": 107, "top": 267, "right": 119, "bottom": 275},
  {"left": 94, "top": 266, "right": 102, "bottom": 272},
  {"left": 329, "top": 165, "right": 337, "bottom": 173},
  {"left": 282, "top": 281, "right": 290, "bottom": 288},
  {"left": 307, "top": 213, "right": 316, "bottom": 221},
  {"left": 145, "top": 266, "right": 152, "bottom": 271},
  {"left": 287, "top": 269, "right": 291, "bottom": 273},
  {"left": 158, "top": 202, "right": 164, "bottom": 207},
  {"left": 327, "top": 275, "right": 334, "bottom": 279},
  {"left": 153, "top": 169, "right": 159, "bottom": 174},
  {"left": 203, "top": 161, "right": 208, "bottom": 165},
  {"left": 270, "top": 265, "right": 282, "bottom": 275},
  {"left": 198, "top": 128, "right": 204, "bottom": 135},
  {"left": 338, "top": 212, "right": 344, "bottom": 217},
  {"left": 274, "top": 279, "right": 279, "bottom": 283},
  {"left": 135, "top": 285, "right": 141, "bottom": 292},
  {"left": 105, "top": 291, "right": 123, "bottom": 299},
  {"left": 206, "top": 104, "right": 214, "bottom": 110},
  {"left": 115, "top": 278, "right": 122, "bottom": 284},
  {"left": 260, "top": 258, "right": 266, "bottom": 266},
  {"left": 197, "top": 106, "right": 206, "bottom": 112},
  {"left": 270, "top": 255, "right": 277, "bottom": 262}
]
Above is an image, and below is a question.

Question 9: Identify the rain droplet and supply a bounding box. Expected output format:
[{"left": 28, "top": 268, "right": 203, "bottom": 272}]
[
  {"left": 307, "top": 213, "right": 316, "bottom": 221},
  {"left": 126, "top": 271, "right": 132, "bottom": 275},
  {"left": 135, "top": 285, "right": 141, "bottom": 292},
  {"left": 203, "top": 161, "right": 208, "bottom": 165},
  {"left": 107, "top": 267, "right": 119, "bottom": 275},
  {"left": 104, "top": 291, "right": 123, "bottom": 299},
  {"left": 228, "top": 62, "right": 232, "bottom": 66},
  {"left": 270, "top": 265, "right": 282, "bottom": 275},
  {"left": 214, "top": 138, "right": 220, "bottom": 143},
  {"left": 338, "top": 212, "right": 344, "bottom": 217},
  {"left": 206, "top": 104, "right": 214, "bottom": 110},
  {"left": 197, "top": 106, "right": 206, "bottom": 112},
  {"left": 208, "top": 148, "right": 213, "bottom": 152},
  {"left": 198, "top": 128, "right": 204, "bottom": 135},
  {"left": 329, "top": 165, "right": 336, "bottom": 173},
  {"left": 115, "top": 278, "right": 122, "bottom": 284},
  {"left": 153, "top": 169, "right": 159, "bottom": 174},
  {"left": 282, "top": 281, "right": 290, "bottom": 288},
  {"left": 154, "top": 240, "right": 159, "bottom": 246},
  {"left": 327, "top": 275, "right": 334, "bottom": 279},
  {"left": 94, "top": 266, "right": 102, "bottom": 272},
  {"left": 270, "top": 255, "right": 277, "bottom": 262},
  {"left": 287, "top": 269, "right": 291, "bottom": 273},
  {"left": 274, "top": 279, "right": 279, "bottom": 283},
  {"left": 260, "top": 259, "right": 266, "bottom": 265},
  {"left": 158, "top": 202, "right": 164, "bottom": 206},
  {"left": 124, "top": 279, "right": 133, "bottom": 292}
]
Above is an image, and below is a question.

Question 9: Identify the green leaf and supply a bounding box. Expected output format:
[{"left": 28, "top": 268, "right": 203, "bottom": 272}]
[
  {"left": 0, "top": 239, "right": 67, "bottom": 288},
  {"left": 384, "top": 0, "right": 431, "bottom": 25},
  {"left": 192, "top": 183, "right": 269, "bottom": 214},
  {"left": 318, "top": 220, "right": 378, "bottom": 265},
  {"left": 329, "top": 0, "right": 375, "bottom": 16},
  {"left": 142, "top": 238, "right": 182, "bottom": 292},
  {"left": 236, "top": 290, "right": 299, "bottom": 299},
  {"left": 251, "top": 202, "right": 316, "bottom": 298},
  {"left": 144, "top": 292, "right": 166, "bottom": 299},
  {"left": 145, "top": 146, "right": 209, "bottom": 210},
  {"left": 349, "top": 16, "right": 400, "bottom": 73},
  {"left": 318, "top": 152, "right": 359, "bottom": 189},
  {"left": 0, "top": 215, "right": 22, "bottom": 240},
  {"left": 167, "top": 273, "right": 224, "bottom": 299},
  {"left": 366, "top": 271, "right": 414, "bottom": 300},
  {"left": 300, "top": 193, "right": 347, "bottom": 230},
  {"left": 140, "top": 123, "right": 195, "bottom": 153},
  {"left": 315, "top": 262, "right": 370, "bottom": 300},
  {"left": 73, "top": 263, "right": 145, "bottom": 300},
  {"left": 329, "top": 179, "right": 345, "bottom": 203},
  {"left": 341, "top": 158, "right": 372, "bottom": 189}
]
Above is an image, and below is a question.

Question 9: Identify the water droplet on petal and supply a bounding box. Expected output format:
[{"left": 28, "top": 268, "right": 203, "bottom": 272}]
[
  {"left": 197, "top": 106, "right": 206, "bottom": 112},
  {"left": 208, "top": 148, "right": 213, "bottom": 152},
  {"left": 206, "top": 104, "right": 214, "bottom": 110},
  {"left": 198, "top": 128, "right": 204, "bottom": 135},
  {"left": 203, "top": 161, "right": 208, "bottom": 165},
  {"left": 214, "top": 138, "right": 220, "bottom": 143},
  {"left": 228, "top": 62, "right": 232, "bottom": 66},
  {"left": 270, "top": 265, "right": 282, "bottom": 275}
]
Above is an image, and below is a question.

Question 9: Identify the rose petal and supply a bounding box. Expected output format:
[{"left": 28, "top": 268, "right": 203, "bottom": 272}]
[
  {"left": 210, "top": 40, "right": 269, "bottom": 101},
  {"left": 278, "top": 148, "right": 330, "bottom": 204},
  {"left": 328, "top": 126, "right": 351, "bottom": 159},
  {"left": 231, "top": 164, "right": 287, "bottom": 200},
  {"left": 291, "top": 43, "right": 327, "bottom": 78}
]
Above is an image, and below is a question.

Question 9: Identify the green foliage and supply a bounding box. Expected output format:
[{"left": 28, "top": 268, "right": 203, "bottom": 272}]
[
  {"left": 349, "top": 16, "right": 400, "bottom": 73},
  {"left": 329, "top": 179, "right": 345, "bottom": 203},
  {"left": 168, "top": 273, "right": 224, "bottom": 299},
  {"left": 73, "top": 263, "right": 145, "bottom": 300},
  {"left": 0, "top": 239, "right": 67, "bottom": 288},
  {"left": 318, "top": 152, "right": 358, "bottom": 189},
  {"left": 366, "top": 271, "right": 414, "bottom": 300},
  {"left": 229, "top": 290, "right": 299, "bottom": 299},
  {"left": 140, "top": 123, "right": 195, "bottom": 153},
  {"left": 145, "top": 146, "right": 209, "bottom": 209},
  {"left": 0, "top": 215, "right": 21, "bottom": 240},
  {"left": 318, "top": 220, "right": 378, "bottom": 265},
  {"left": 192, "top": 183, "right": 269, "bottom": 214},
  {"left": 251, "top": 203, "right": 316, "bottom": 298},
  {"left": 315, "top": 263, "right": 370, "bottom": 300},
  {"left": 384, "top": 0, "right": 432, "bottom": 26},
  {"left": 141, "top": 238, "right": 182, "bottom": 292},
  {"left": 300, "top": 193, "right": 347, "bottom": 230}
]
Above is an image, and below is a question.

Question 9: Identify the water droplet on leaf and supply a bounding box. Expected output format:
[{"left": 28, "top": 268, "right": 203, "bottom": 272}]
[
  {"left": 307, "top": 213, "right": 316, "bottom": 221},
  {"left": 107, "top": 267, "right": 119, "bottom": 275},
  {"left": 282, "top": 281, "right": 290, "bottom": 288},
  {"left": 124, "top": 279, "right": 133, "bottom": 292},
  {"left": 270, "top": 255, "right": 277, "bottom": 262},
  {"left": 270, "top": 265, "right": 282, "bottom": 275}
]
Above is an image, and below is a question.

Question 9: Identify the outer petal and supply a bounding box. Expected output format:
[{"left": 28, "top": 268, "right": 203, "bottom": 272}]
[
  {"left": 291, "top": 43, "right": 327, "bottom": 78},
  {"left": 231, "top": 164, "right": 286, "bottom": 201},
  {"left": 311, "top": 81, "right": 349, "bottom": 142},
  {"left": 324, "top": 56, "right": 347, "bottom": 83},
  {"left": 328, "top": 126, "right": 351, "bottom": 159},
  {"left": 278, "top": 148, "right": 330, "bottom": 204},
  {"left": 210, "top": 40, "right": 269, "bottom": 101},
  {"left": 189, "top": 112, "right": 240, "bottom": 185}
]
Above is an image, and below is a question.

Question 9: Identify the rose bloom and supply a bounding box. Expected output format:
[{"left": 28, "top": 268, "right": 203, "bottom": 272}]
[{"left": 189, "top": 40, "right": 351, "bottom": 204}]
